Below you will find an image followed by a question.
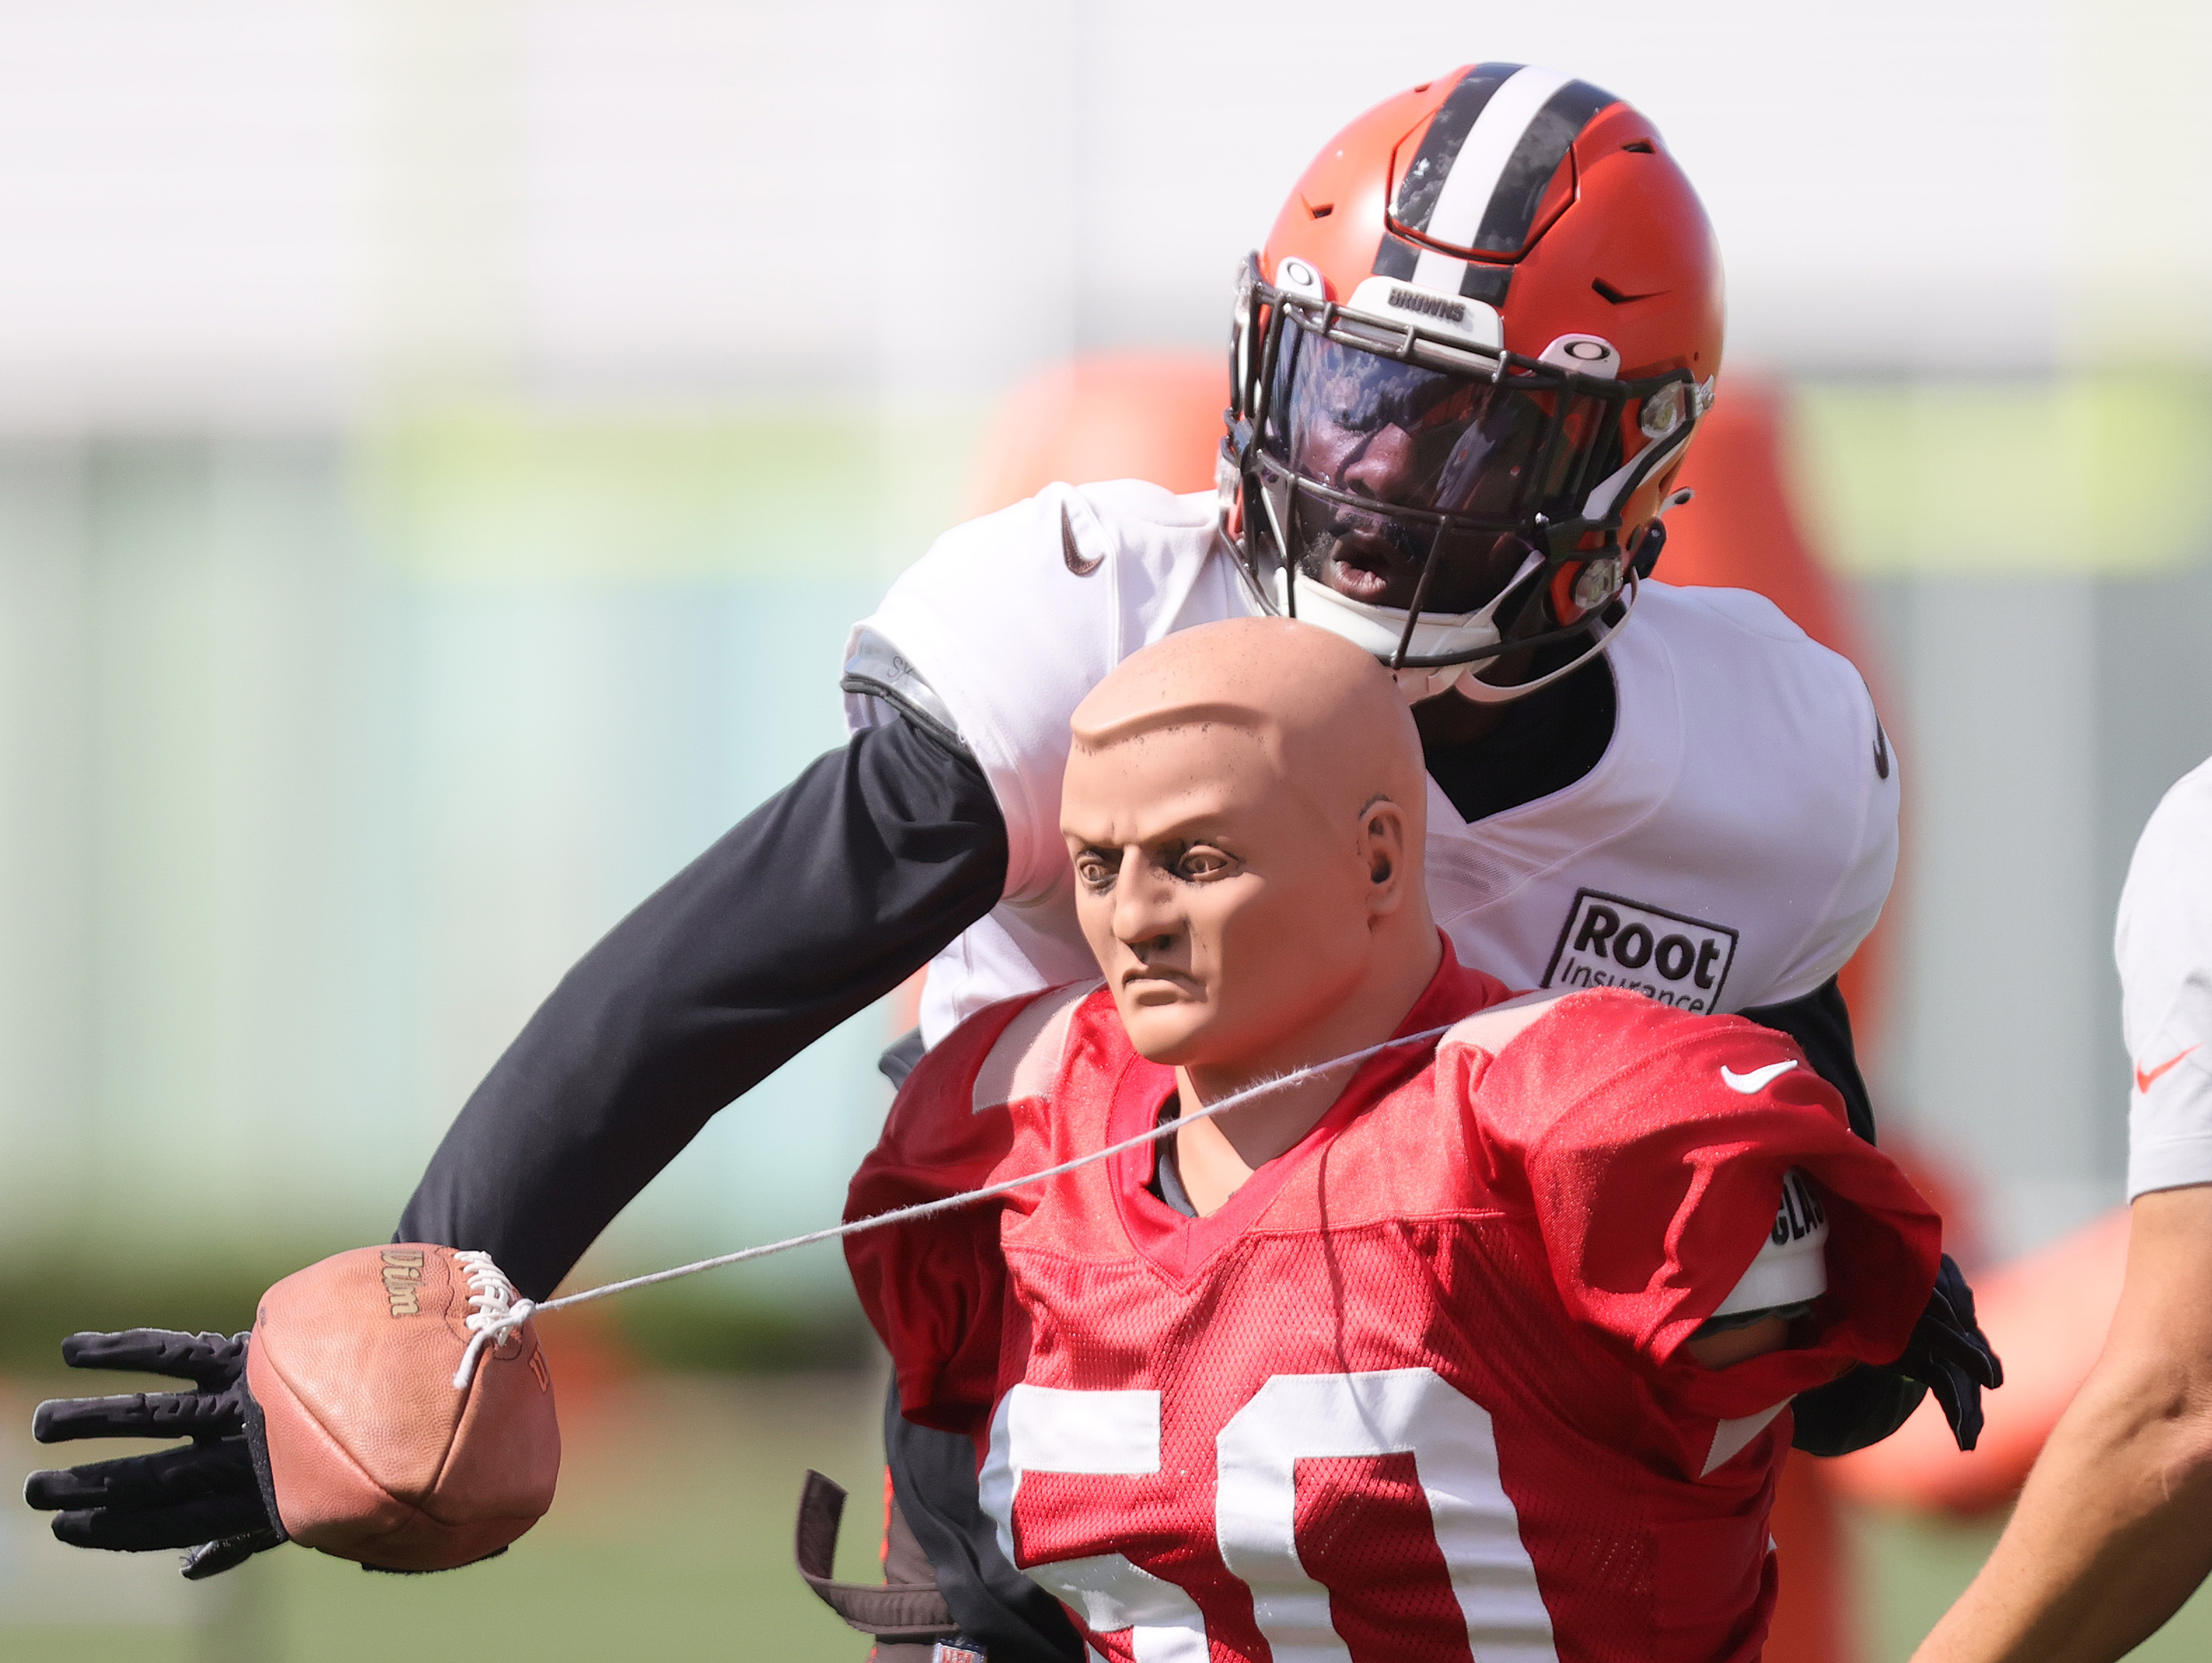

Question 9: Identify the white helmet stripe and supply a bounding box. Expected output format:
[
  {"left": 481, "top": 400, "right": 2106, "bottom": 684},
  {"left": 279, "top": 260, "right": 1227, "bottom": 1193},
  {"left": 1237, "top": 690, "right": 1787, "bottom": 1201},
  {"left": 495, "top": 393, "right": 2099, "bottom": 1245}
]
[
  {"left": 1412, "top": 66, "right": 1574, "bottom": 289},
  {"left": 1389, "top": 65, "right": 1523, "bottom": 234},
  {"left": 1386, "top": 66, "right": 1619, "bottom": 302}
]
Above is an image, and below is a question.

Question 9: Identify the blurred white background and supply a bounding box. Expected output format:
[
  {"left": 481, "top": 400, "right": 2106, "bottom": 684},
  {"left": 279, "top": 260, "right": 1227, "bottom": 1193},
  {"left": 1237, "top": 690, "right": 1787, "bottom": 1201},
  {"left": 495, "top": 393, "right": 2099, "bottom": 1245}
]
[{"left": 0, "top": 0, "right": 2206, "bottom": 412}]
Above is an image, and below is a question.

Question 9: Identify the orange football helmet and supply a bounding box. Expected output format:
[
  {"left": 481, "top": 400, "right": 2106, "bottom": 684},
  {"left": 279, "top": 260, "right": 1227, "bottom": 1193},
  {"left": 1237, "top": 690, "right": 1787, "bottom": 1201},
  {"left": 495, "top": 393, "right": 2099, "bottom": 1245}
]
[{"left": 1222, "top": 64, "right": 1725, "bottom": 700}]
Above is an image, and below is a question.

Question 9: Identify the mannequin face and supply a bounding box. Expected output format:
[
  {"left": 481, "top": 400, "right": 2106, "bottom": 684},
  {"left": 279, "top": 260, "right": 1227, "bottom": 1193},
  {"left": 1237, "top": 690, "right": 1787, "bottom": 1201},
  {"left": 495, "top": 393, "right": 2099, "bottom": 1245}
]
[{"left": 1063, "top": 723, "right": 1408, "bottom": 1068}]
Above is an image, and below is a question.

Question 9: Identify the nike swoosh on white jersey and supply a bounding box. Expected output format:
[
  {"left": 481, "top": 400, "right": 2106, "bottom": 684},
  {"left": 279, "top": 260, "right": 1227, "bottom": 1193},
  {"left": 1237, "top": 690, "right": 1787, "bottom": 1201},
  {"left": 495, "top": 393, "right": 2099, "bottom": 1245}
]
[{"left": 1720, "top": 1061, "right": 1798, "bottom": 1093}]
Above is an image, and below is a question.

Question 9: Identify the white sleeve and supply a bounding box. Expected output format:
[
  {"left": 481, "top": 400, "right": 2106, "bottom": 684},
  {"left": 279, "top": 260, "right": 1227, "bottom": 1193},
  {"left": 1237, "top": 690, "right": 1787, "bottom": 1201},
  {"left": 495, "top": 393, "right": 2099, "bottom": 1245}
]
[
  {"left": 2118, "top": 758, "right": 2212, "bottom": 1199},
  {"left": 1673, "top": 586, "right": 1902, "bottom": 1009},
  {"left": 1760, "top": 659, "right": 1899, "bottom": 1004},
  {"left": 840, "top": 480, "right": 1244, "bottom": 903}
]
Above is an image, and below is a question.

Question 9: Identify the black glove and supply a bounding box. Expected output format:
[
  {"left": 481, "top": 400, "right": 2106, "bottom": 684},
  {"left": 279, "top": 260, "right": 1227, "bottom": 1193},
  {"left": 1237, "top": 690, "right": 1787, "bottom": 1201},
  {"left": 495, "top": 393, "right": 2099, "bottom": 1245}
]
[
  {"left": 1896, "top": 1251, "right": 2004, "bottom": 1449},
  {"left": 1792, "top": 1253, "right": 2003, "bottom": 1457},
  {"left": 23, "top": 1329, "right": 287, "bottom": 1580},
  {"left": 1790, "top": 1364, "right": 1924, "bottom": 1457}
]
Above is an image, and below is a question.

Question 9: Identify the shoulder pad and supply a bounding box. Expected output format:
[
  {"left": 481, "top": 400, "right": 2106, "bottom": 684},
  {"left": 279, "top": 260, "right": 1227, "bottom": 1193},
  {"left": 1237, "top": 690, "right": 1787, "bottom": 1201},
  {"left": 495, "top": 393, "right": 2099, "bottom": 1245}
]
[
  {"left": 1711, "top": 1169, "right": 1829, "bottom": 1317},
  {"left": 1438, "top": 989, "right": 1571, "bottom": 1058},
  {"left": 970, "top": 981, "right": 1098, "bottom": 1114}
]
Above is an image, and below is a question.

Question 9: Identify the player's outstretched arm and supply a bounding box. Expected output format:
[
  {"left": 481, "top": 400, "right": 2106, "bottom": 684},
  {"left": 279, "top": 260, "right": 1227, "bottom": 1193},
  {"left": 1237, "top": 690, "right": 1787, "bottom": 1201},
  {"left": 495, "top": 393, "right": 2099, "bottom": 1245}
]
[
  {"left": 397, "top": 713, "right": 1007, "bottom": 1300},
  {"left": 1912, "top": 1185, "right": 2212, "bottom": 1663}
]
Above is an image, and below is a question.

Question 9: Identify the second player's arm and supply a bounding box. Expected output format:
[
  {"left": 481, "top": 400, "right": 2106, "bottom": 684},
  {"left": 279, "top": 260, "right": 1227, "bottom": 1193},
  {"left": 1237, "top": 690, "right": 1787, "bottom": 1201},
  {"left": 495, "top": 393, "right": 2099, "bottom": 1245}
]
[
  {"left": 395, "top": 713, "right": 1008, "bottom": 1300},
  {"left": 1911, "top": 1185, "right": 2212, "bottom": 1663}
]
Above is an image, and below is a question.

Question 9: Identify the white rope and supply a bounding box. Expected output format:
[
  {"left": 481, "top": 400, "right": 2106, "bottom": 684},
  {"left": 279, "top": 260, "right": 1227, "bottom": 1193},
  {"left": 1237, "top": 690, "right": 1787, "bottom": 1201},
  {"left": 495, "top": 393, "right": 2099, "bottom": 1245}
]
[
  {"left": 448, "top": 1250, "right": 532, "bottom": 1389},
  {"left": 449, "top": 1021, "right": 1455, "bottom": 1389}
]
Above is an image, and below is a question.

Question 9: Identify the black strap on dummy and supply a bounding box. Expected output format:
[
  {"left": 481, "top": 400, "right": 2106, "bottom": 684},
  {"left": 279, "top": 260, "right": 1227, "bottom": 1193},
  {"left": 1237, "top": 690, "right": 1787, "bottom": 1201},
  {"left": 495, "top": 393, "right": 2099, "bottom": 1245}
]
[{"left": 794, "top": 1470, "right": 960, "bottom": 1643}]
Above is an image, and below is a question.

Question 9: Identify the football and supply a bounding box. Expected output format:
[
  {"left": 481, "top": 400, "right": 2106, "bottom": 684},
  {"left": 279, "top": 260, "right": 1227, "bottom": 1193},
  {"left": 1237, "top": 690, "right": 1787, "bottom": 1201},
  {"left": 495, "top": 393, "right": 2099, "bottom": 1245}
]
[{"left": 245, "top": 1244, "right": 560, "bottom": 1572}]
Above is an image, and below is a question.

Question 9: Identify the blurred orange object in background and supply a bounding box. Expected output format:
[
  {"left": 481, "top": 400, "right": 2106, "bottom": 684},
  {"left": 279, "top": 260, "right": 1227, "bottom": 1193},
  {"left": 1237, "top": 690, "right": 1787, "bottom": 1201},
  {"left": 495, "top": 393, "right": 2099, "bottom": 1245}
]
[
  {"left": 962, "top": 352, "right": 1225, "bottom": 518},
  {"left": 1825, "top": 1208, "right": 2129, "bottom": 1517},
  {"left": 1664, "top": 381, "right": 1876, "bottom": 1663}
]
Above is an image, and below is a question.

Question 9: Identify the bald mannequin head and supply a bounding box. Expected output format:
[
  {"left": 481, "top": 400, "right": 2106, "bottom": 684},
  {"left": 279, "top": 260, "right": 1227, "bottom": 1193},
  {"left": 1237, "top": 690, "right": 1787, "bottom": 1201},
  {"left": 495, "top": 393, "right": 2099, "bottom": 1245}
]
[{"left": 1062, "top": 617, "right": 1441, "bottom": 1082}]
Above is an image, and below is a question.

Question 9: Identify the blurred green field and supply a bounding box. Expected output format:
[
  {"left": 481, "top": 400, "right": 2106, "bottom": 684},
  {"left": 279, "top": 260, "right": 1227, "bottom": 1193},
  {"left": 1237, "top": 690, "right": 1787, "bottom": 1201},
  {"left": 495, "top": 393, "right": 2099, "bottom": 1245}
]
[
  {"left": 1854, "top": 1505, "right": 2212, "bottom": 1663},
  {"left": 11, "top": 1366, "right": 2212, "bottom": 1663}
]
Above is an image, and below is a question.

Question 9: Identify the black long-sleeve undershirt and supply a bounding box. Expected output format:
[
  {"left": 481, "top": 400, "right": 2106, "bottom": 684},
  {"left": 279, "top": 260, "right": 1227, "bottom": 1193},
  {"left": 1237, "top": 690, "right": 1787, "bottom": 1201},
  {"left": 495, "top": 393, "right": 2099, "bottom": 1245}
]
[{"left": 396, "top": 715, "right": 1006, "bottom": 1302}]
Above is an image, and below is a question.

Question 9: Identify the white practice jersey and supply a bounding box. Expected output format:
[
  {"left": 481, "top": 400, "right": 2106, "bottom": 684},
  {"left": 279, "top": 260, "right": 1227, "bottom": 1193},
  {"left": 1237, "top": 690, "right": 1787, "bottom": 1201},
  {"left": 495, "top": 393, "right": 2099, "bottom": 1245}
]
[
  {"left": 2116, "top": 755, "right": 2212, "bottom": 1199},
  {"left": 844, "top": 480, "right": 1900, "bottom": 1047}
]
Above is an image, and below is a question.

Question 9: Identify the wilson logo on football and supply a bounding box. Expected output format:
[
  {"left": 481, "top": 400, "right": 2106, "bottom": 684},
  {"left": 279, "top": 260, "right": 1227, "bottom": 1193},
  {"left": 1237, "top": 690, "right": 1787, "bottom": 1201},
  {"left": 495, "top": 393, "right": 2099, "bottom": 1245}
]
[
  {"left": 381, "top": 1248, "right": 426, "bottom": 1317},
  {"left": 1542, "top": 889, "right": 1739, "bottom": 1013}
]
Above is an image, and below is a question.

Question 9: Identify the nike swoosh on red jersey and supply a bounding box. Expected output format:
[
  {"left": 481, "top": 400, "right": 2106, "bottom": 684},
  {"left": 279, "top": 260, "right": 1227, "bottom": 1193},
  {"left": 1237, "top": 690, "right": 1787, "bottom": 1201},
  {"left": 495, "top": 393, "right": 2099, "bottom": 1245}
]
[
  {"left": 2136, "top": 1045, "right": 2201, "bottom": 1093},
  {"left": 1720, "top": 1061, "right": 1797, "bottom": 1094}
]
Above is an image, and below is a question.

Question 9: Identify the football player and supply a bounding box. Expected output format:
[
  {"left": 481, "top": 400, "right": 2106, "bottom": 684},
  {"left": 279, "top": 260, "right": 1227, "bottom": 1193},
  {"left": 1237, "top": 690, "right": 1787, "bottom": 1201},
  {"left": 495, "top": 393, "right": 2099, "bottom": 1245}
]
[
  {"left": 844, "top": 615, "right": 1943, "bottom": 1663},
  {"left": 26, "top": 60, "right": 1995, "bottom": 1659},
  {"left": 1913, "top": 756, "right": 2212, "bottom": 1663}
]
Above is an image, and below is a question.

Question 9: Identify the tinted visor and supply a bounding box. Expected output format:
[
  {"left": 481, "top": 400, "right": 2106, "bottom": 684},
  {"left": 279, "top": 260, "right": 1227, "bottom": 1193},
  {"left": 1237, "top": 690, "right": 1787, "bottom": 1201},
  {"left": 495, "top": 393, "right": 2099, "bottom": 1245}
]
[{"left": 1259, "top": 322, "right": 1628, "bottom": 529}]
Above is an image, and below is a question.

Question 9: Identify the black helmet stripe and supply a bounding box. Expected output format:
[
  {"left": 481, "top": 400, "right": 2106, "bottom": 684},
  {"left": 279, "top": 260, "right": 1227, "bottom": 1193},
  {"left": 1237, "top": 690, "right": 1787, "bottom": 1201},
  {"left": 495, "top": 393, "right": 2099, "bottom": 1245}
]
[
  {"left": 1472, "top": 78, "right": 1617, "bottom": 255},
  {"left": 1372, "top": 234, "right": 1513, "bottom": 306},
  {"left": 1380, "top": 65, "right": 1619, "bottom": 288}
]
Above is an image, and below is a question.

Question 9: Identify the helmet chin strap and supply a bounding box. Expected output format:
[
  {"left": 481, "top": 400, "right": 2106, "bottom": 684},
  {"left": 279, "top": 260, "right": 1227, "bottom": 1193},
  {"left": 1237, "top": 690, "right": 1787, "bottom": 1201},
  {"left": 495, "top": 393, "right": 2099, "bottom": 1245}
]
[
  {"left": 1445, "top": 465, "right": 1689, "bottom": 705},
  {"left": 1453, "top": 567, "right": 1642, "bottom": 705},
  {"left": 1274, "top": 551, "right": 1545, "bottom": 706}
]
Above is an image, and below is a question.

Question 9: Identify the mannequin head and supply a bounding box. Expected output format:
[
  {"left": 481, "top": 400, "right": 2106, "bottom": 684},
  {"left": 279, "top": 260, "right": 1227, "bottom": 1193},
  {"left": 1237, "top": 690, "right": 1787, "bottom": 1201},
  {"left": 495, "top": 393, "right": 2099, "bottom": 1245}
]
[{"left": 1062, "top": 617, "right": 1441, "bottom": 1082}]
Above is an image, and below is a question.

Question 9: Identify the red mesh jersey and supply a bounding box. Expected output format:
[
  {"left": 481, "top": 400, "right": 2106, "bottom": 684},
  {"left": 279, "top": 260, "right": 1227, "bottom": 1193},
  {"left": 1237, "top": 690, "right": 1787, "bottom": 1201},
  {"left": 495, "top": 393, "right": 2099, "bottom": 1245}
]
[{"left": 847, "top": 948, "right": 1939, "bottom": 1663}]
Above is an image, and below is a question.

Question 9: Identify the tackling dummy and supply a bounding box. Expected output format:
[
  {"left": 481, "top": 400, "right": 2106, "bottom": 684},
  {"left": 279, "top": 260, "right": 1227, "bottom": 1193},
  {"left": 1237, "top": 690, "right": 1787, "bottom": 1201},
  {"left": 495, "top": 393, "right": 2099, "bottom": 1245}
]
[{"left": 836, "top": 616, "right": 1944, "bottom": 1662}]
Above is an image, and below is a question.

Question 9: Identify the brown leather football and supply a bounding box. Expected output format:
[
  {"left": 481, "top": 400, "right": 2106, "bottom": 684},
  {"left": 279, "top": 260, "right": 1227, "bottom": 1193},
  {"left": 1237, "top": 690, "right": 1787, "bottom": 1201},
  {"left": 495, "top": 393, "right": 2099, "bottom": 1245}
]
[{"left": 246, "top": 1244, "right": 560, "bottom": 1571}]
